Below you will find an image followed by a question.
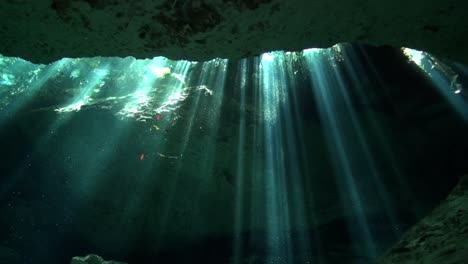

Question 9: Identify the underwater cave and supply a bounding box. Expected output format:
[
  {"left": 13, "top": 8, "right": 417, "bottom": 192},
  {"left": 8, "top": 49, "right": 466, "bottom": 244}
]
[{"left": 0, "top": 1, "right": 468, "bottom": 264}]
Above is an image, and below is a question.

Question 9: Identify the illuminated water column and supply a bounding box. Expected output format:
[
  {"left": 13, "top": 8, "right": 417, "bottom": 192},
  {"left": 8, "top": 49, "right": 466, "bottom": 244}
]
[
  {"left": 303, "top": 48, "right": 378, "bottom": 257},
  {"left": 0, "top": 58, "right": 68, "bottom": 125},
  {"left": 356, "top": 46, "right": 420, "bottom": 216},
  {"left": 336, "top": 45, "right": 402, "bottom": 236},
  {"left": 150, "top": 58, "right": 228, "bottom": 250},
  {"left": 280, "top": 52, "right": 316, "bottom": 261},
  {"left": 258, "top": 51, "right": 294, "bottom": 262},
  {"left": 177, "top": 58, "right": 228, "bottom": 177},
  {"left": 232, "top": 58, "right": 248, "bottom": 264},
  {"left": 0, "top": 58, "right": 115, "bottom": 210},
  {"left": 110, "top": 58, "right": 196, "bottom": 228}
]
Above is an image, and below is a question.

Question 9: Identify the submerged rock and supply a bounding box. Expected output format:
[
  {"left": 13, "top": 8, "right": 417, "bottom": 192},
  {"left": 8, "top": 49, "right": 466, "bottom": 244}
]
[
  {"left": 376, "top": 175, "right": 468, "bottom": 263},
  {"left": 70, "top": 254, "right": 127, "bottom": 264}
]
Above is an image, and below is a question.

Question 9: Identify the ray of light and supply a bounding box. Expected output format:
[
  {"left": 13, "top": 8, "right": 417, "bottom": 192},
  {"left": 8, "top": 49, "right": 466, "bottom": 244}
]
[
  {"left": 56, "top": 63, "right": 110, "bottom": 113},
  {"left": 281, "top": 52, "right": 317, "bottom": 262},
  {"left": 339, "top": 45, "right": 403, "bottom": 238},
  {"left": 0, "top": 59, "right": 122, "bottom": 202},
  {"left": 249, "top": 55, "right": 266, "bottom": 247},
  {"left": 232, "top": 58, "right": 248, "bottom": 264},
  {"left": 259, "top": 51, "right": 294, "bottom": 262},
  {"left": 402, "top": 48, "right": 468, "bottom": 122},
  {"left": 304, "top": 49, "right": 378, "bottom": 258},
  {"left": 147, "top": 58, "right": 228, "bottom": 251},
  {"left": 0, "top": 58, "right": 65, "bottom": 125},
  {"left": 356, "top": 46, "right": 420, "bottom": 216}
]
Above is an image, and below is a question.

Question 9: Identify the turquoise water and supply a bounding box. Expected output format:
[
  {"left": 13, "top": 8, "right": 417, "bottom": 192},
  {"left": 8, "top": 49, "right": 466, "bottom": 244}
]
[{"left": 0, "top": 44, "right": 467, "bottom": 263}]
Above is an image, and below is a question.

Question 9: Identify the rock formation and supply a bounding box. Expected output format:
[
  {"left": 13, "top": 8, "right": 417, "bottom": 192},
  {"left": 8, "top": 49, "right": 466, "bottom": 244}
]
[
  {"left": 377, "top": 175, "right": 468, "bottom": 264},
  {"left": 0, "top": 0, "right": 467, "bottom": 64}
]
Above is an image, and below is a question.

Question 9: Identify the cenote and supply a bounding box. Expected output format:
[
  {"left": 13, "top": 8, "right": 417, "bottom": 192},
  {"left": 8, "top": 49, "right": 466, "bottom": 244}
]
[{"left": 0, "top": 44, "right": 467, "bottom": 263}]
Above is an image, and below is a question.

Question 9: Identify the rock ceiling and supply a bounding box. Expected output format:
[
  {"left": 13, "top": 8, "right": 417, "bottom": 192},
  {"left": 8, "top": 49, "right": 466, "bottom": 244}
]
[{"left": 0, "top": 0, "right": 467, "bottom": 64}]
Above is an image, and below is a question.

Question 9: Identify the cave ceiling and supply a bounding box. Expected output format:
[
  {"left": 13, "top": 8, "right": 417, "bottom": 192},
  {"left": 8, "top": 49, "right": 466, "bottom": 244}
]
[{"left": 0, "top": 0, "right": 467, "bottom": 64}]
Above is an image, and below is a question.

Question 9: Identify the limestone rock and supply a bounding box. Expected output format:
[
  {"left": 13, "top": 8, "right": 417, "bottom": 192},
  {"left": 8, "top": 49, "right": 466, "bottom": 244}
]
[
  {"left": 376, "top": 175, "right": 468, "bottom": 264},
  {"left": 70, "top": 254, "right": 127, "bottom": 264},
  {"left": 0, "top": 0, "right": 467, "bottom": 64}
]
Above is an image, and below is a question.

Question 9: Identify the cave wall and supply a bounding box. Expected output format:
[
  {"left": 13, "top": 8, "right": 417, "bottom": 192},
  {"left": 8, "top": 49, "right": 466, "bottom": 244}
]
[
  {"left": 376, "top": 175, "right": 468, "bottom": 264},
  {"left": 0, "top": 0, "right": 467, "bottom": 64}
]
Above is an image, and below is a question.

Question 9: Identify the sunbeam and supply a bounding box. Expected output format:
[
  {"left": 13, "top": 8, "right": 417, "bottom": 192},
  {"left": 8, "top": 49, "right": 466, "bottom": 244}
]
[{"left": 402, "top": 48, "right": 468, "bottom": 121}]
